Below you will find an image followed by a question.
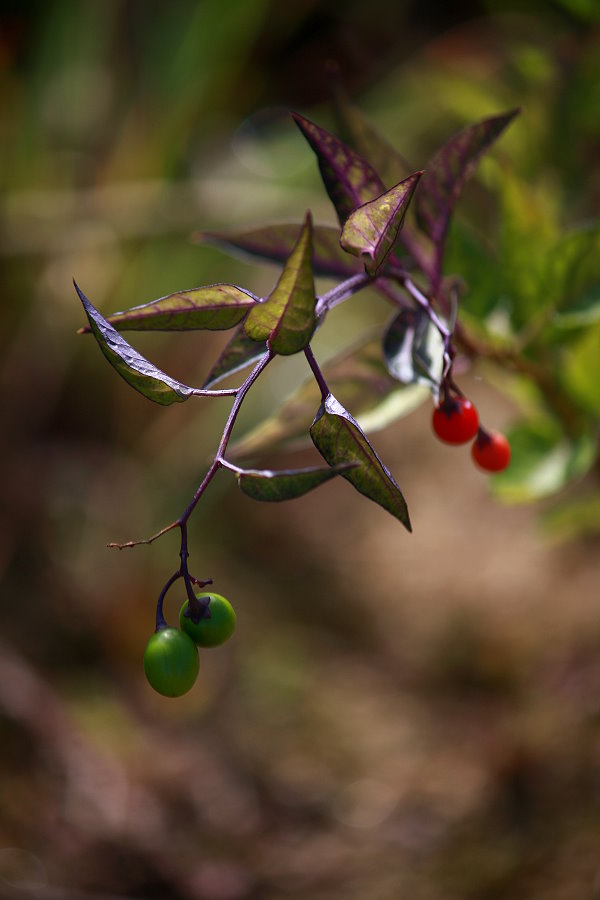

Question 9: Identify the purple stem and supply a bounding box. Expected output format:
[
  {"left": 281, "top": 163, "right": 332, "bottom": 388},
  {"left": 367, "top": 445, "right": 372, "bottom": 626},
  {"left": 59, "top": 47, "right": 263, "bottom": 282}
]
[
  {"left": 304, "top": 345, "right": 330, "bottom": 401},
  {"left": 177, "top": 348, "right": 274, "bottom": 527},
  {"left": 315, "top": 272, "right": 372, "bottom": 317}
]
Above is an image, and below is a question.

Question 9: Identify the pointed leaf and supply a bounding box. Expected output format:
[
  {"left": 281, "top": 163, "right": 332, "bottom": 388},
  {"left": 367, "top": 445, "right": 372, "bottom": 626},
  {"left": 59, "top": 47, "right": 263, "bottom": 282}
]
[
  {"left": 292, "top": 112, "right": 385, "bottom": 224},
  {"left": 79, "top": 284, "right": 257, "bottom": 333},
  {"left": 383, "top": 307, "right": 444, "bottom": 390},
  {"left": 244, "top": 212, "right": 317, "bottom": 355},
  {"left": 416, "top": 109, "right": 520, "bottom": 245},
  {"left": 331, "top": 81, "right": 413, "bottom": 186},
  {"left": 230, "top": 334, "right": 428, "bottom": 458},
  {"left": 237, "top": 463, "right": 355, "bottom": 502},
  {"left": 196, "top": 223, "right": 363, "bottom": 279},
  {"left": 202, "top": 323, "right": 266, "bottom": 388},
  {"left": 340, "top": 172, "right": 423, "bottom": 274},
  {"left": 75, "top": 282, "right": 193, "bottom": 405},
  {"left": 310, "top": 393, "right": 411, "bottom": 530}
]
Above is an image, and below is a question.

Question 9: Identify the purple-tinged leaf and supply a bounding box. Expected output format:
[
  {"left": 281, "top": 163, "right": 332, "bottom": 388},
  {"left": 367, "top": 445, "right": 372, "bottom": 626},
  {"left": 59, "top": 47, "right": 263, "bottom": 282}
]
[
  {"left": 340, "top": 172, "right": 423, "bottom": 275},
  {"left": 244, "top": 212, "right": 317, "bottom": 355},
  {"left": 416, "top": 109, "right": 520, "bottom": 246},
  {"left": 75, "top": 282, "right": 193, "bottom": 405},
  {"left": 330, "top": 81, "right": 413, "bottom": 187},
  {"left": 383, "top": 307, "right": 444, "bottom": 390},
  {"left": 79, "top": 284, "right": 256, "bottom": 333},
  {"left": 237, "top": 462, "right": 355, "bottom": 502},
  {"left": 202, "top": 323, "right": 266, "bottom": 388},
  {"left": 292, "top": 112, "right": 385, "bottom": 224},
  {"left": 229, "top": 335, "right": 428, "bottom": 458},
  {"left": 196, "top": 223, "right": 363, "bottom": 279},
  {"left": 310, "top": 393, "right": 411, "bottom": 530}
]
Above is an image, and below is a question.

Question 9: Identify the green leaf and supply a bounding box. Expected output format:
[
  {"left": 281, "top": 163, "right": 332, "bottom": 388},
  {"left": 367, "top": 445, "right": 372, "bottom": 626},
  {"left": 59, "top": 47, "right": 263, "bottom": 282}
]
[
  {"left": 79, "top": 284, "right": 257, "bottom": 333},
  {"left": 229, "top": 334, "right": 429, "bottom": 458},
  {"left": 292, "top": 112, "right": 385, "bottom": 224},
  {"left": 551, "top": 226, "right": 600, "bottom": 329},
  {"left": 244, "top": 212, "right": 317, "bottom": 355},
  {"left": 444, "top": 218, "right": 507, "bottom": 320},
  {"left": 310, "top": 393, "right": 411, "bottom": 530},
  {"left": 560, "top": 322, "right": 600, "bottom": 415},
  {"left": 416, "top": 109, "right": 520, "bottom": 246},
  {"left": 382, "top": 307, "right": 445, "bottom": 390},
  {"left": 196, "top": 223, "right": 363, "bottom": 279},
  {"left": 340, "top": 172, "right": 423, "bottom": 274},
  {"left": 202, "top": 323, "right": 266, "bottom": 388},
  {"left": 236, "top": 463, "right": 355, "bottom": 502},
  {"left": 490, "top": 417, "right": 595, "bottom": 503},
  {"left": 75, "top": 282, "right": 193, "bottom": 405}
]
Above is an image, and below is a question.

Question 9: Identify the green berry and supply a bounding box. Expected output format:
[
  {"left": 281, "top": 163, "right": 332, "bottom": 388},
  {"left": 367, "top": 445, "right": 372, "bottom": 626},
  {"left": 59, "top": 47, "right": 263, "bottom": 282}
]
[
  {"left": 143, "top": 627, "right": 199, "bottom": 697},
  {"left": 180, "top": 592, "right": 236, "bottom": 648}
]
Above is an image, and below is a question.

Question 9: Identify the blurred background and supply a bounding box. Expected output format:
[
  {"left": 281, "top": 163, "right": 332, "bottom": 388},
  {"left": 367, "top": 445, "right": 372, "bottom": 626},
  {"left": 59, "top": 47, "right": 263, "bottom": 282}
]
[{"left": 1, "top": 1, "right": 600, "bottom": 898}]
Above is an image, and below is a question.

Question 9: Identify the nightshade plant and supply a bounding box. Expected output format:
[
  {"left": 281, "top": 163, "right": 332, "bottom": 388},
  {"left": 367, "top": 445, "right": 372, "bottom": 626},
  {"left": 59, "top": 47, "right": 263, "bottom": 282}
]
[{"left": 76, "top": 97, "right": 600, "bottom": 693}]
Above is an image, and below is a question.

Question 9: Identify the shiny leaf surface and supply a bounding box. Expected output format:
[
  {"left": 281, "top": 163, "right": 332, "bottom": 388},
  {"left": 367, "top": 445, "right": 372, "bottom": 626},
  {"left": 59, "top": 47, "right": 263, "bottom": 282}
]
[
  {"left": 383, "top": 307, "right": 444, "bottom": 390},
  {"left": 237, "top": 462, "right": 355, "bottom": 502},
  {"left": 310, "top": 393, "right": 411, "bottom": 530},
  {"left": 75, "top": 282, "right": 193, "bottom": 405}
]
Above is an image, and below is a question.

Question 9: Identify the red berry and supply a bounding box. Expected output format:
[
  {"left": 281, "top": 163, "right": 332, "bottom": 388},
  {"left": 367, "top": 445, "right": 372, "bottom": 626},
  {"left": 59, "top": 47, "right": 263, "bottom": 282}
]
[
  {"left": 471, "top": 430, "right": 511, "bottom": 472},
  {"left": 432, "top": 397, "right": 479, "bottom": 445}
]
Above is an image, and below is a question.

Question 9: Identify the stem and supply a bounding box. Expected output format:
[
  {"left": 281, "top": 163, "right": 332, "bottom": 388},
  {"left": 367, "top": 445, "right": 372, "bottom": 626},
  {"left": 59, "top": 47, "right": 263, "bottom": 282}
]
[
  {"left": 108, "top": 520, "right": 179, "bottom": 550},
  {"left": 109, "top": 349, "right": 273, "bottom": 552},
  {"left": 155, "top": 570, "right": 181, "bottom": 630},
  {"left": 315, "top": 272, "right": 372, "bottom": 317},
  {"left": 190, "top": 387, "right": 239, "bottom": 397},
  {"left": 178, "top": 348, "right": 274, "bottom": 526},
  {"left": 304, "top": 344, "right": 329, "bottom": 401}
]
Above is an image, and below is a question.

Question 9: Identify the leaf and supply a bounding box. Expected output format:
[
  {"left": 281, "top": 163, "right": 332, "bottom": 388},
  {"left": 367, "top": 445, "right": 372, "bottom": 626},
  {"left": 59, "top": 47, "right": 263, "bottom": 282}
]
[
  {"left": 560, "top": 322, "right": 600, "bottom": 416},
  {"left": 229, "top": 334, "right": 429, "bottom": 458},
  {"left": 340, "top": 172, "right": 423, "bottom": 274},
  {"left": 244, "top": 212, "right": 317, "bottom": 355},
  {"left": 79, "top": 284, "right": 257, "bottom": 333},
  {"left": 237, "top": 463, "right": 355, "bottom": 502},
  {"left": 415, "top": 109, "right": 520, "bottom": 246},
  {"left": 382, "top": 307, "right": 445, "bottom": 390},
  {"left": 550, "top": 226, "right": 600, "bottom": 329},
  {"left": 196, "top": 223, "right": 363, "bottom": 279},
  {"left": 75, "top": 281, "right": 193, "bottom": 405},
  {"left": 330, "top": 79, "right": 413, "bottom": 186},
  {"left": 310, "top": 393, "right": 411, "bottom": 530},
  {"left": 292, "top": 112, "right": 385, "bottom": 224},
  {"left": 490, "top": 417, "right": 595, "bottom": 503},
  {"left": 202, "top": 323, "right": 266, "bottom": 388}
]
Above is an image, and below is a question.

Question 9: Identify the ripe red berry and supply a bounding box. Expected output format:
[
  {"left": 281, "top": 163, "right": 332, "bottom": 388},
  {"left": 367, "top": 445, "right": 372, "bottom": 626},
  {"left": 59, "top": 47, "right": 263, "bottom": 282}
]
[
  {"left": 432, "top": 396, "right": 479, "bottom": 445},
  {"left": 471, "top": 430, "right": 511, "bottom": 473}
]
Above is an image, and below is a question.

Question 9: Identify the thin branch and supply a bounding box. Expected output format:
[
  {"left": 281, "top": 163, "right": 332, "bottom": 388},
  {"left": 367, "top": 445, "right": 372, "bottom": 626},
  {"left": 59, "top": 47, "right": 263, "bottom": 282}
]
[
  {"left": 178, "top": 349, "right": 274, "bottom": 525},
  {"left": 304, "top": 345, "right": 330, "bottom": 401},
  {"left": 108, "top": 520, "right": 179, "bottom": 550},
  {"left": 315, "top": 272, "right": 372, "bottom": 317}
]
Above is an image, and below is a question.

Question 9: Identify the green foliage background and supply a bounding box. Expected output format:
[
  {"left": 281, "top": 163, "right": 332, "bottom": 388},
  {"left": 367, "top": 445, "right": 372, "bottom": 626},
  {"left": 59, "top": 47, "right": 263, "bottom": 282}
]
[{"left": 1, "top": 2, "right": 600, "bottom": 898}]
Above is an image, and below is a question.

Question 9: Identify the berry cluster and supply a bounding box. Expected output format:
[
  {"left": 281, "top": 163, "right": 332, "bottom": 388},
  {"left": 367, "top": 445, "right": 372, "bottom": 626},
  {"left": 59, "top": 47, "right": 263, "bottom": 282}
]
[
  {"left": 144, "top": 592, "right": 236, "bottom": 697},
  {"left": 432, "top": 395, "right": 511, "bottom": 473}
]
